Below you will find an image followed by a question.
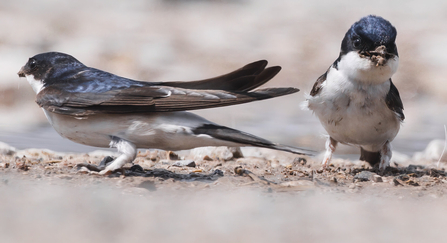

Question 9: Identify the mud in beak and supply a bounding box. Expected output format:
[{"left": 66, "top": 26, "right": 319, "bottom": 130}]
[
  {"left": 360, "top": 45, "right": 395, "bottom": 66},
  {"left": 17, "top": 66, "right": 26, "bottom": 77}
]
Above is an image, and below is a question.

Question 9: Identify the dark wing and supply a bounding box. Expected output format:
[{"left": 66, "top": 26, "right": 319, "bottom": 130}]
[
  {"left": 158, "top": 60, "right": 281, "bottom": 92},
  {"left": 385, "top": 79, "right": 405, "bottom": 121},
  {"left": 36, "top": 61, "right": 296, "bottom": 116},
  {"left": 310, "top": 58, "right": 343, "bottom": 97},
  {"left": 310, "top": 71, "right": 327, "bottom": 96},
  {"left": 37, "top": 84, "right": 299, "bottom": 116}
]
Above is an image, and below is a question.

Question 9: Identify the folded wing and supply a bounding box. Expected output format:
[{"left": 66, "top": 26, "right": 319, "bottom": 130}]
[
  {"left": 37, "top": 85, "right": 298, "bottom": 116},
  {"left": 37, "top": 60, "right": 297, "bottom": 117}
]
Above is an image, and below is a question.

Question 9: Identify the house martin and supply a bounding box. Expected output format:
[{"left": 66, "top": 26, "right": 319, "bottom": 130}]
[
  {"left": 304, "top": 15, "right": 404, "bottom": 171},
  {"left": 18, "top": 52, "right": 313, "bottom": 174}
]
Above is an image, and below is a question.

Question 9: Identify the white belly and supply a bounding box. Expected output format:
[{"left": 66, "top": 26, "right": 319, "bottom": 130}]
[
  {"left": 307, "top": 72, "right": 400, "bottom": 150},
  {"left": 44, "top": 110, "right": 241, "bottom": 150},
  {"left": 317, "top": 102, "right": 400, "bottom": 148}
]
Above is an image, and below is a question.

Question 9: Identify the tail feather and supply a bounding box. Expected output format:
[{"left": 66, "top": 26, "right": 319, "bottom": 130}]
[
  {"left": 192, "top": 124, "right": 314, "bottom": 156},
  {"left": 360, "top": 147, "right": 381, "bottom": 166},
  {"left": 160, "top": 60, "right": 281, "bottom": 92}
]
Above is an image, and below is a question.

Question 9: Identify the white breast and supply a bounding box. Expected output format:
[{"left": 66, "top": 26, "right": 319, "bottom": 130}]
[{"left": 307, "top": 64, "right": 401, "bottom": 150}]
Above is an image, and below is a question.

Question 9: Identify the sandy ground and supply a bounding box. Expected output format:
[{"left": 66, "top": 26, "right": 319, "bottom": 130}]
[
  {"left": 2, "top": 146, "right": 447, "bottom": 242},
  {"left": 1, "top": 0, "right": 447, "bottom": 242}
]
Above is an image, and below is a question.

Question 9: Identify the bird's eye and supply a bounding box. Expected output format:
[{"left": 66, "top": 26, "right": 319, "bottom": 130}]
[
  {"left": 352, "top": 37, "right": 362, "bottom": 49},
  {"left": 29, "top": 59, "right": 37, "bottom": 70}
]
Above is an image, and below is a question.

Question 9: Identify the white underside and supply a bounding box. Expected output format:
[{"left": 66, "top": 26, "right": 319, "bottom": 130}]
[
  {"left": 307, "top": 52, "right": 401, "bottom": 152},
  {"left": 44, "top": 110, "right": 244, "bottom": 151}
]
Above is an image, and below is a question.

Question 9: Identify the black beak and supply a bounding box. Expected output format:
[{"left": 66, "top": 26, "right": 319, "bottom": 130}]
[{"left": 18, "top": 67, "right": 26, "bottom": 77}]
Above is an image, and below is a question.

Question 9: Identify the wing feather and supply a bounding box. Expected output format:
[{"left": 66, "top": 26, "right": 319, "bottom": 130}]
[
  {"left": 36, "top": 61, "right": 296, "bottom": 116},
  {"left": 37, "top": 85, "right": 298, "bottom": 116},
  {"left": 385, "top": 80, "right": 405, "bottom": 121}
]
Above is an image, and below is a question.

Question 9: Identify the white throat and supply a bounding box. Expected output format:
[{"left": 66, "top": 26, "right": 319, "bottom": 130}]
[
  {"left": 337, "top": 51, "right": 399, "bottom": 85},
  {"left": 25, "top": 74, "right": 44, "bottom": 94}
]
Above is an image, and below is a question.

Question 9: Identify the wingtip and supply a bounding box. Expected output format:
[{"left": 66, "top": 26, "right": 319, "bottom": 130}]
[
  {"left": 251, "top": 66, "right": 282, "bottom": 87},
  {"left": 251, "top": 87, "right": 300, "bottom": 98},
  {"left": 243, "top": 60, "right": 268, "bottom": 71},
  {"left": 270, "top": 65, "right": 281, "bottom": 71},
  {"left": 250, "top": 61, "right": 282, "bottom": 74},
  {"left": 254, "top": 59, "right": 268, "bottom": 65},
  {"left": 265, "top": 66, "right": 282, "bottom": 76},
  {"left": 279, "top": 87, "right": 301, "bottom": 95},
  {"left": 290, "top": 87, "right": 300, "bottom": 93}
]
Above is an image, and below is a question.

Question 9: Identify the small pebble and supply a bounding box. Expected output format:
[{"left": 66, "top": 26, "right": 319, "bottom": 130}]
[
  {"left": 234, "top": 166, "right": 245, "bottom": 175},
  {"left": 330, "top": 177, "right": 337, "bottom": 183},
  {"left": 353, "top": 171, "right": 376, "bottom": 182},
  {"left": 203, "top": 155, "right": 213, "bottom": 161},
  {"left": 372, "top": 175, "right": 383, "bottom": 183},
  {"left": 392, "top": 178, "right": 404, "bottom": 186},
  {"left": 172, "top": 160, "right": 196, "bottom": 167},
  {"left": 167, "top": 151, "right": 179, "bottom": 160}
]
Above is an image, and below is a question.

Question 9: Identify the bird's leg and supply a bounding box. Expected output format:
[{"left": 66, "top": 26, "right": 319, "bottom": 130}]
[
  {"left": 322, "top": 137, "right": 337, "bottom": 168},
  {"left": 378, "top": 141, "right": 392, "bottom": 172},
  {"left": 99, "top": 137, "right": 137, "bottom": 175}
]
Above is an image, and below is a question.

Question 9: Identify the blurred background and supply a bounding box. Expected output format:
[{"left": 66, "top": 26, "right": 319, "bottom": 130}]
[
  {"left": 1, "top": 0, "right": 447, "bottom": 156},
  {"left": 2, "top": 1, "right": 447, "bottom": 243}
]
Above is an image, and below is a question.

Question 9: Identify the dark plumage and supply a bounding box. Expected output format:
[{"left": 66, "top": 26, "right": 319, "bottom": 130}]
[{"left": 18, "top": 52, "right": 298, "bottom": 116}]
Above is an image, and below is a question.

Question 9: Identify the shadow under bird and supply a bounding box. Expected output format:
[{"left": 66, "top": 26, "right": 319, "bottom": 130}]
[
  {"left": 18, "top": 52, "right": 312, "bottom": 174},
  {"left": 304, "top": 15, "right": 404, "bottom": 171}
]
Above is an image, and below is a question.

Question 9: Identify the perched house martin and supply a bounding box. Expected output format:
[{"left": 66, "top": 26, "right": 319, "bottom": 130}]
[
  {"left": 304, "top": 15, "right": 404, "bottom": 171},
  {"left": 18, "top": 52, "right": 312, "bottom": 174}
]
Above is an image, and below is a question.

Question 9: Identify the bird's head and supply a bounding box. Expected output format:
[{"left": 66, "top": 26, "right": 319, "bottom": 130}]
[
  {"left": 338, "top": 15, "right": 399, "bottom": 84},
  {"left": 18, "top": 52, "right": 85, "bottom": 93}
]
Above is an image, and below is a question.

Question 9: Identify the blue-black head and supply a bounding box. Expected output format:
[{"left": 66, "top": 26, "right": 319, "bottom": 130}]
[
  {"left": 18, "top": 52, "right": 86, "bottom": 81},
  {"left": 340, "top": 15, "right": 398, "bottom": 57}
]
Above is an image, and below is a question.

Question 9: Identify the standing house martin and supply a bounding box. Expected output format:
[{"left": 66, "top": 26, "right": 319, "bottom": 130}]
[
  {"left": 304, "top": 15, "right": 404, "bottom": 171},
  {"left": 18, "top": 52, "right": 312, "bottom": 174}
]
